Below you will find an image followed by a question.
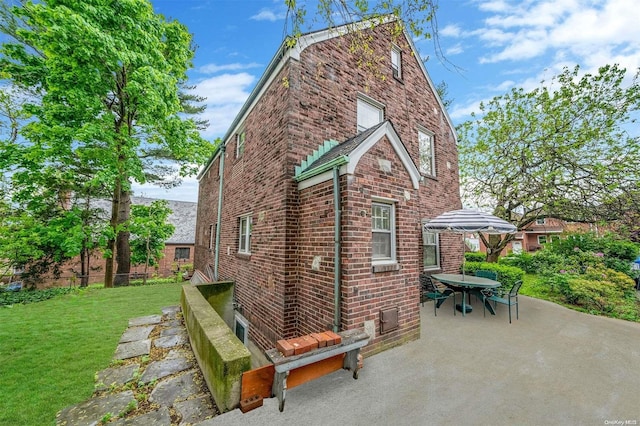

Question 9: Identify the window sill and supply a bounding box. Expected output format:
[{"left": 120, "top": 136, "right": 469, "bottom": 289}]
[
  {"left": 236, "top": 252, "right": 251, "bottom": 260},
  {"left": 372, "top": 263, "right": 400, "bottom": 273}
]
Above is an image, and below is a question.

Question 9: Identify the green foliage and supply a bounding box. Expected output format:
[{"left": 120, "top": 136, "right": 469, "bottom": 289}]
[
  {"left": 457, "top": 64, "right": 640, "bottom": 256},
  {"left": 129, "top": 200, "right": 175, "bottom": 268},
  {"left": 464, "top": 252, "right": 486, "bottom": 262},
  {"left": 0, "top": 286, "right": 77, "bottom": 307},
  {"left": 0, "top": 0, "right": 215, "bottom": 286},
  {"left": 559, "top": 268, "right": 637, "bottom": 320},
  {"left": 463, "top": 261, "right": 525, "bottom": 291}
]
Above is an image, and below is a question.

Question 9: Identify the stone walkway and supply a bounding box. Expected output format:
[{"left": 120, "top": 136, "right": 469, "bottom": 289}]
[{"left": 56, "top": 306, "right": 218, "bottom": 426}]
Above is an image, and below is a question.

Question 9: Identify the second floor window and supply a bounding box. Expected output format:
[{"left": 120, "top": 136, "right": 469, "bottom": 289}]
[
  {"left": 372, "top": 202, "right": 395, "bottom": 263},
  {"left": 536, "top": 218, "right": 546, "bottom": 225},
  {"left": 236, "top": 131, "right": 246, "bottom": 158},
  {"left": 391, "top": 46, "right": 402, "bottom": 79},
  {"left": 418, "top": 128, "right": 435, "bottom": 176},
  {"left": 239, "top": 214, "right": 252, "bottom": 254},
  {"left": 357, "top": 95, "right": 384, "bottom": 132}
]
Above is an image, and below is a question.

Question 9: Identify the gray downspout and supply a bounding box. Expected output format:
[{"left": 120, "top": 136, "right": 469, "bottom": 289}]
[
  {"left": 333, "top": 166, "right": 342, "bottom": 332},
  {"left": 213, "top": 144, "right": 226, "bottom": 281}
]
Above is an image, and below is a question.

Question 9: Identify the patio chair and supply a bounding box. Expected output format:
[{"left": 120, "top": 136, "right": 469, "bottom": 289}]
[
  {"left": 482, "top": 280, "right": 523, "bottom": 323},
  {"left": 420, "top": 274, "right": 454, "bottom": 316},
  {"left": 474, "top": 270, "right": 499, "bottom": 301}
]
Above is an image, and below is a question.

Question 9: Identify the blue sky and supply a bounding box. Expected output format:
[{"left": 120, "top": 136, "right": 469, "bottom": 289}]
[{"left": 135, "top": 0, "right": 640, "bottom": 201}]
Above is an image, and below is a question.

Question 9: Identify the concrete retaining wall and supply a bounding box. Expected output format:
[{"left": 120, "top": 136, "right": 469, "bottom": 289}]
[{"left": 181, "top": 283, "right": 252, "bottom": 412}]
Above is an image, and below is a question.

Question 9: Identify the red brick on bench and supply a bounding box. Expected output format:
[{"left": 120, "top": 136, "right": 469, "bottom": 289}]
[
  {"left": 289, "top": 335, "right": 318, "bottom": 355},
  {"left": 276, "top": 339, "right": 294, "bottom": 357},
  {"left": 324, "top": 330, "right": 342, "bottom": 345},
  {"left": 310, "top": 332, "right": 330, "bottom": 348}
]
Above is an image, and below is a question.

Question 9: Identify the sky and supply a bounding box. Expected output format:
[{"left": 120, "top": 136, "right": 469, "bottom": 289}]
[{"left": 134, "top": 0, "right": 640, "bottom": 202}]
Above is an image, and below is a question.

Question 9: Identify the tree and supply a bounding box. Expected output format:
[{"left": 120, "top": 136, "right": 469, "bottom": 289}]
[
  {"left": 457, "top": 64, "right": 640, "bottom": 261},
  {"left": 129, "top": 200, "right": 174, "bottom": 284},
  {"left": 0, "top": 0, "right": 214, "bottom": 287}
]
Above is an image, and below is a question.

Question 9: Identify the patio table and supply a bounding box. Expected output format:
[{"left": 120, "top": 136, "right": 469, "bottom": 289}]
[{"left": 431, "top": 273, "right": 501, "bottom": 317}]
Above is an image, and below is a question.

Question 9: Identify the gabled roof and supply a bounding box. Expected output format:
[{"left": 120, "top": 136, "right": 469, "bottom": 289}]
[
  {"left": 93, "top": 197, "right": 197, "bottom": 245},
  {"left": 197, "top": 17, "right": 456, "bottom": 180},
  {"left": 295, "top": 120, "right": 421, "bottom": 190}
]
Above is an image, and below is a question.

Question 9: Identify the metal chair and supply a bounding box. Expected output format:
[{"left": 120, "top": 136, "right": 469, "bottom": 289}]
[
  {"left": 474, "top": 270, "right": 499, "bottom": 301},
  {"left": 420, "top": 274, "right": 454, "bottom": 316},
  {"left": 483, "top": 280, "right": 523, "bottom": 323}
]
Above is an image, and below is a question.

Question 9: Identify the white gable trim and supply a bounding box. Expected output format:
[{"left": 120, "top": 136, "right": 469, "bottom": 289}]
[
  {"left": 297, "top": 121, "right": 420, "bottom": 191},
  {"left": 348, "top": 121, "right": 420, "bottom": 189}
]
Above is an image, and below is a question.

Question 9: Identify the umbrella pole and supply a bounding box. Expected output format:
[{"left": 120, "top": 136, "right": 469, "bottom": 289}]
[{"left": 462, "top": 232, "right": 466, "bottom": 280}]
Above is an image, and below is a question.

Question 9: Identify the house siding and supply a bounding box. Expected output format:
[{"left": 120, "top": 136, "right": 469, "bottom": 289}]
[{"left": 195, "top": 22, "right": 462, "bottom": 356}]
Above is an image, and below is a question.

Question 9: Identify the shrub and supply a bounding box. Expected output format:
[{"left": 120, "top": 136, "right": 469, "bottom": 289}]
[
  {"left": 552, "top": 267, "right": 638, "bottom": 319},
  {"left": 463, "top": 261, "right": 525, "bottom": 291},
  {"left": 0, "top": 287, "right": 78, "bottom": 307},
  {"left": 465, "top": 252, "right": 486, "bottom": 262}
]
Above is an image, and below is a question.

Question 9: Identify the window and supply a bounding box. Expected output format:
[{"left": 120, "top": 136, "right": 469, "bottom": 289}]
[
  {"left": 391, "top": 46, "right": 402, "bottom": 79},
  {"left": 357, "top": 95, "right": 384, "bottom": 132},
  {"left": 238, "top": 214, "right": 252, "bottom": 254},
  {"left": 236, "top": 131, "right": 246, "bottom": 158},
  {"left": 175, "top": 247, "right": 190, "bottom": 260},
  {"left": 418, "top": 128, "right": 435, "bottom": 176},
  {"left": 536, "top": 218, "right": 546, "bottom": 225},
  {"left": 208, "top": 224, "right": 215, "bottom": 250},
  {"left": 423, "top": 231, "right": 440, "bottom": 270},
  {"left": 538, "top": 235, "right": 547, "bottom": 245},
  {"left": 372, "top": 202, "right": 395, "bottom": 263}
]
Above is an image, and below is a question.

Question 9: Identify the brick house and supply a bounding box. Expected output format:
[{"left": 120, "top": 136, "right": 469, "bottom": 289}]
[
  {"left": 30, "top": 197, "right": 197, "bottom": 287},
  {"left": 194, "top": 19, "right": 462, "bottom": 356}
]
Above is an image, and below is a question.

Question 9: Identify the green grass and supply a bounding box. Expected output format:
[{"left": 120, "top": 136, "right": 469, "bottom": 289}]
[{"left": 0, "top": 282, "right": 184, "bottom": 426}]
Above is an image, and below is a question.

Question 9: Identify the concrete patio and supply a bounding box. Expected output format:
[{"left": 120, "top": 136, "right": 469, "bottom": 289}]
[{"left": 205, "top": 295, "right": 640, "bottom": 425}]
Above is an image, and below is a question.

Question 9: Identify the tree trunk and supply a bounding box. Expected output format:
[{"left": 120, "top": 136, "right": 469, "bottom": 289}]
[
  {"left": 113, "top": 187, "right": 132, "bottom": 286},
  {"left": 80, "top": 247, "right": 89, "bottom": 287},
  {"left": 482, "top": 233, "right": 513, "bottom": 263}
]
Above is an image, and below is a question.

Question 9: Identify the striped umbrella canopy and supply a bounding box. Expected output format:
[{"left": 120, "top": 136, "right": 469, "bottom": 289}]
[
  {"left": 424, "top": 209, "right": 516, "bottom": 280},
  {"left": 423, "top": 209, "right": 516, "bottom": 234}
]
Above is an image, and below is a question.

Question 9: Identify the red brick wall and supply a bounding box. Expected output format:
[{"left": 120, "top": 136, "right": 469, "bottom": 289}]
[{"left": 195, "top": 22, "right": 462, "bottom": 355}]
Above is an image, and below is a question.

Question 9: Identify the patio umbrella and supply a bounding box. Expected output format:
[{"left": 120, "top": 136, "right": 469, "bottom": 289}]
[{"left": 423, "top": 209, "right": 517, "bottom": 279}]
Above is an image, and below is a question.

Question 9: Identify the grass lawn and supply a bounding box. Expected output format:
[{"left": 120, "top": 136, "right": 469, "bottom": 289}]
[{"left": 0, "top": 282, "right": 184, "bottom": 425}]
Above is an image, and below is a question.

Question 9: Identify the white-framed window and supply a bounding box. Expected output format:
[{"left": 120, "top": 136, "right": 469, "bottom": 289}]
[
  {"left": 422, "top": 231, "right": 440, "bottom": 270},
  {"left": 236, "top": 131, "right": 246, "bottom": 158},
  {"left": 208, "top": 224, "right": 215, "bottom": 250},
  {"left": 418, "top": 127, "right": 435, "bottom": 176},
  {"left": 357, "top": 95, "right": 384, "bottom": 132},
  {"left": 238, "top": 214, "right": 252, "bottom": 254},
  {"left": 391, "top": 45, "right": 402, "bottom": 79},
  {"left": 538, "top": 235, "right": 547, "bottom": 245},
  {"left": 536, "top": 218, "right": 545, "bottom": 225},
  {"left": 372, "top": 201, "right": 396, "bottom": 263}
]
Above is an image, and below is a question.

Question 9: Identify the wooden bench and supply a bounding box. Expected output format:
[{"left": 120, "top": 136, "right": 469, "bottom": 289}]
[{"left": 264, "top": 329, "right": 369, "bottom": 412}]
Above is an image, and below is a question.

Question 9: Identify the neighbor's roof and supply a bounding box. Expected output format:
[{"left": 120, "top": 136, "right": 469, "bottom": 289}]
[
  {"left": 93, "top": 197, "right": 197, "bottom": 245},
  {"left": 197, "top": 17, "right": 456, "bottom": 180}
]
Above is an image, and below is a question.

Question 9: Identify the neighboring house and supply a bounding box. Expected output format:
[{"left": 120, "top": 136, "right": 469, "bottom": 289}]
[
  {"left": 194, "top": 19, "right": 462, "bottom": 356},
  {"left": 37, "top": 197, "right": 197, "bottom": 287},
  {"left": 479, "top": 217, "right": 602, "bottom": 255}
]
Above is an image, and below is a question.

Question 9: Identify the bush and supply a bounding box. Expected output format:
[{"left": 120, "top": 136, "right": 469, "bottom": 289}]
[
  {"left": 465, "top": 252, "right": 486, "bottom": 262},
  {"left": 0, "top": 287, "right": 78, "bottom": 307},
  {"left": 463, "top": 261, "right": 525, "bottom": 291},
  {"left": 547, "top": 267, "right": 638, "bottom": 320}
]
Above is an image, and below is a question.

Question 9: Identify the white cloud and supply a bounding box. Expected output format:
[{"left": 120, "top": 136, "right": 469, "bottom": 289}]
[
  {"left": 198, "top": 62, "right": 262, "bottom": 74},
  {"left": 250, "top": 9, "right": 286, "bottom": 22},
  {"left": 475, "top": 0, "right": 640, "bottom": 64},
  {"left": 440, "top": 24, "right": 462, "bottom": 37},
  {"left": 190, "top": 73, "right": 256, "bottom": 138}
]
